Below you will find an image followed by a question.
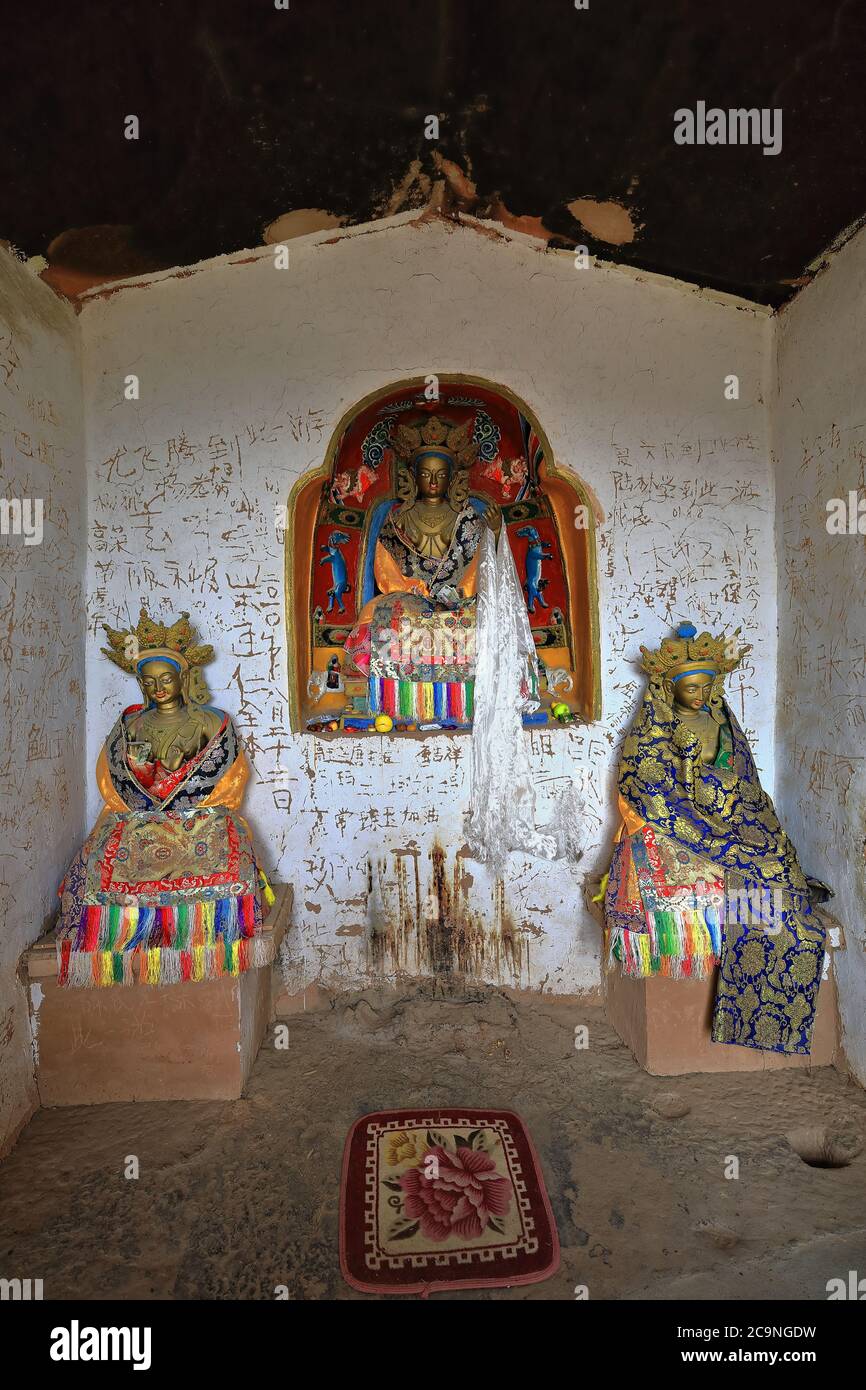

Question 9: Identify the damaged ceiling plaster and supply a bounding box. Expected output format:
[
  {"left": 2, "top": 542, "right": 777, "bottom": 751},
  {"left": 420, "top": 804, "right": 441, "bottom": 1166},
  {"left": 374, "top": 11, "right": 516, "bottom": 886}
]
[{"left": 2, "top": 0, "right": 865, "bottom": 304}]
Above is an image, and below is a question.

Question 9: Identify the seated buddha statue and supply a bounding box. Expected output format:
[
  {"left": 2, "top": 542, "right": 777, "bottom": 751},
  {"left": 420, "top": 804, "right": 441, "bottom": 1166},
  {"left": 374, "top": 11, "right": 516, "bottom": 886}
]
[
  {"left": 56, "top": 608, "right": 273, "bottom": 987},
  {"left": 344, "top": 414, "right": 499, "bottom": 722},
  {"left": 603, "top": 621, "right": 828, "bottom": 1056}
]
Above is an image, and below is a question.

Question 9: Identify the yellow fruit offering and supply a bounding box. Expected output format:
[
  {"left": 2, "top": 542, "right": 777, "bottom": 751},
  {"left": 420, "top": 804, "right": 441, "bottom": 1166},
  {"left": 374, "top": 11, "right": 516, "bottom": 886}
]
[
  {"left": 374, "top": 714, "right": 393, "bottom": 733},
  {"left": 552, "top": 702, "right": 570, "bottom": 720}
]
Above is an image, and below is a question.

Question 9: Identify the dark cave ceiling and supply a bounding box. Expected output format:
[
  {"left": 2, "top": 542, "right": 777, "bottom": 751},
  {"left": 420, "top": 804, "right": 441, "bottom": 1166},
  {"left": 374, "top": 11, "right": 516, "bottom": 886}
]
[{"left": 2, "top": 0, "right": 865, "bottom": 305}]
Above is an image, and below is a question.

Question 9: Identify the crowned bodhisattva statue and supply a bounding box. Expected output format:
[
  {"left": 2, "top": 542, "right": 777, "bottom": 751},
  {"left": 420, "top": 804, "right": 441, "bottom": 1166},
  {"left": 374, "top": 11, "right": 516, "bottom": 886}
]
[
  {"left": 56, "top": 609, "right": 274, "bottom": 987},
  {"left": 603, "top": 621, "right": 828, "bottom": 1055},
  {"left": 344, "top": 414, "right": 500, "bottom": 722}
]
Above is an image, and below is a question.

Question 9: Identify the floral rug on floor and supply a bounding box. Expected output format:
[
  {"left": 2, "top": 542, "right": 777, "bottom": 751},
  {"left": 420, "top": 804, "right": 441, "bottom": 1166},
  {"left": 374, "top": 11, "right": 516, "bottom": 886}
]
[{"left": 339, "top": 1108, "right": 560, "bottom": 1294}]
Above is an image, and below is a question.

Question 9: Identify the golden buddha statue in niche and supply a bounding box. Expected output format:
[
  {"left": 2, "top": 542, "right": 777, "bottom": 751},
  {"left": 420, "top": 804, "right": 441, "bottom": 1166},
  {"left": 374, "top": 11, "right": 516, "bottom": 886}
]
[
  {"left": 388, "top": 440, "right": 500, "bottom": 563},
  {"left": 344, "top": 415, "right": 499, "bottom": 695},
  {"left": 396, "top": 449, "right": 455, "bottom": 559},
  {"left": 372, "top": 413, "right": 499, "bottom": 599}
]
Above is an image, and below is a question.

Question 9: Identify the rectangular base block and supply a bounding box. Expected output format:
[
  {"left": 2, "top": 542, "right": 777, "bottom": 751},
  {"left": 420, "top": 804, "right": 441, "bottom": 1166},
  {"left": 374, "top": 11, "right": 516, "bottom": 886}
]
[
  {"left": 25, "top": 885, "right": 292, "bottom": 1105},
  {"left": 605, "top": 961, "right": 841, "bottom": 1075}
]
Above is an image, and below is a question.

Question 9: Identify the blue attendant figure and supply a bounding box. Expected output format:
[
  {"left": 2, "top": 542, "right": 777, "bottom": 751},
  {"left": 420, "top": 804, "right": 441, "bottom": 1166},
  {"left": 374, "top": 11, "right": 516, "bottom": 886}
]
[
  {"left": 320, "top": 531, "right": 352, "bottom": 614},
  {"left": 516, "top": 526, "right": 553, "bottom": 613}
]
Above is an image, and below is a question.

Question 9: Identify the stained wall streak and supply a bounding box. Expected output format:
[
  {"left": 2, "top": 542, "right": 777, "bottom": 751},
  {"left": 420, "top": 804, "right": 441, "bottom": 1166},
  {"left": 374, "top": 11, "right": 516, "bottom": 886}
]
[
  {"left": 0, "top": 249, "right": 85, "bottom": 1153},
  {"left": 79, "top": 218, "right": 774, "bottom": 999},
  {"left": 365, "top": 841, "right": 524, "bottom": 985},
  {"left": 774, "top": 221, "right": 866, "bottom": 1086}
]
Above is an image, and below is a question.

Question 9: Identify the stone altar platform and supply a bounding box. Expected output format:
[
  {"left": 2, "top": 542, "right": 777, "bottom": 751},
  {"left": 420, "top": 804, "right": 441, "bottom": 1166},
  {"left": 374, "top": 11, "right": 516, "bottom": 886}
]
[
  {"left": 604, "top": 919, "right": 843, "bottom": 1075},
  {"left": 587, "top": 883, "right": 845, "bottom": 1074},
  {"left": 23, "top": 884, "right": 292, "bottom": 1105}
]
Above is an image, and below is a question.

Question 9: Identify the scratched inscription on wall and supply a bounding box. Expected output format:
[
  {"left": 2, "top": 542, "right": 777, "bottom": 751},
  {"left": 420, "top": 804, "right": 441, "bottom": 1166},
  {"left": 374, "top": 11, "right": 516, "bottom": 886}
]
[
  {"left": 778, "top": 421, "right": 866, "bottom": 924},
  {"left": 0, "top": 369, "right": 83, "bottom": 869},
  {"left": 0, "top": 281, "right": 85, "bottom": 1140},
  {"left": 601, "top": 431, "right": 770, "bottom": 752}
]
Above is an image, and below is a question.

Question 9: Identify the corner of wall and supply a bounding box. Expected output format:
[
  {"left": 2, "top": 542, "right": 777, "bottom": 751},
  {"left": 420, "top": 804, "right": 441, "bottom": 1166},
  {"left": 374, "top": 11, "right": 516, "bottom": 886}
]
[{"left": 0, "top": 249, "right": 87, "bottom": 1153}]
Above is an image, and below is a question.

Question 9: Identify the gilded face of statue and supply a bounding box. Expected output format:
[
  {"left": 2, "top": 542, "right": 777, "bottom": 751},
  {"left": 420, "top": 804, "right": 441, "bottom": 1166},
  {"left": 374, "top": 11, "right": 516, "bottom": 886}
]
[
  {"left": 415, "top": 455, "right": 450, "bottom": 500},
  {"left": 673, "top": 674, "right": 714, "bottom": 711},
  {"left": 140, "top": 659, "right": 184, "bottom": 708}
]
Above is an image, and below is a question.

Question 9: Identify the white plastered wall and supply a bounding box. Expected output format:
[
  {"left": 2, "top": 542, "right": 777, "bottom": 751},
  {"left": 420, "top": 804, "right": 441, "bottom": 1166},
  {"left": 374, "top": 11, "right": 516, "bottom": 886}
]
[
  {"left": 774, "top": 222, "right": 866, "bottom": 1086},
  {"left": 0, "top": 249, "right": 86, "bottom": 1153},
  {"left": 78, "top": 216, "right": 776, "bottom": 998}
]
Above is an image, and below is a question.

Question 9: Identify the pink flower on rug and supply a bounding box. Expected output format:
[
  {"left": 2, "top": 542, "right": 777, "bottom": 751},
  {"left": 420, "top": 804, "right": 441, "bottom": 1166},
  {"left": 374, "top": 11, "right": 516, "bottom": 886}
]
[{"left": 399, "top": 1145, "right": 513, "bottom": 1241}]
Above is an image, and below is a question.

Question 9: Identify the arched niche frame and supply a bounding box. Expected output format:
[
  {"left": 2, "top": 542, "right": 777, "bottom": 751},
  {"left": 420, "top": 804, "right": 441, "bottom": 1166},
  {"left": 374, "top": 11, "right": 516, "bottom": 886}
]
[{"left": 284, "top": 376, "right": 602, "bottom": 733}]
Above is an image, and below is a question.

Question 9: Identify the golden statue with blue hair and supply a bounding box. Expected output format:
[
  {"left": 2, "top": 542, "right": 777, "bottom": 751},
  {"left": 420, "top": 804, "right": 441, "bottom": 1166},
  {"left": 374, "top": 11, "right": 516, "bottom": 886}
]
[{"left": 604, "top": 621, "right": 828, "bottom": 1055}]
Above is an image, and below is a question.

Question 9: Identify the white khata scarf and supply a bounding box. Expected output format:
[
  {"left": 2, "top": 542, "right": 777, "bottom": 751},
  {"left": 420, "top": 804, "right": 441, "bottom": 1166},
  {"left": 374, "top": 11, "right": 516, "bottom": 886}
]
[{"left": 464, "top": 525, "right": 585, "bottom": 875}]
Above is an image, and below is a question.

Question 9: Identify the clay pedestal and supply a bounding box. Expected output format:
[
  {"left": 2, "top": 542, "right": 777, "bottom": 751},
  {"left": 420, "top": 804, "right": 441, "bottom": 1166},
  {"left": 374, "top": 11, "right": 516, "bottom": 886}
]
[
  {"left": 24, "top": 885, "right": 292, "bottom": 1105},
  {"left": 605, "top": 956, "right": 841, "bottom": 1075}
]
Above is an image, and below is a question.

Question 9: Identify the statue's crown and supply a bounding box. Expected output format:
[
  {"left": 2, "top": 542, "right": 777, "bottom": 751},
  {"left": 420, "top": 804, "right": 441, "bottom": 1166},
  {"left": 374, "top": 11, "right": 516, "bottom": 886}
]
[
  {"left": 101, "top": 607, "right": 215, "bottom": 675},
  {"left": 391, "top": 414, "right": 477, "bottom": 469},
  {"left": 639, "top": 621, "right": 750, "bottom": 681}
]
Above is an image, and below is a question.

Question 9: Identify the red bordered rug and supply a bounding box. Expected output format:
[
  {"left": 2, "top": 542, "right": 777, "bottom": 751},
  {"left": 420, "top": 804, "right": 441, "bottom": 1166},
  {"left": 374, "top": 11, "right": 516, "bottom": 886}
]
[{"left": 339, "top": 1107, "right": 560, "bottom": 1295}]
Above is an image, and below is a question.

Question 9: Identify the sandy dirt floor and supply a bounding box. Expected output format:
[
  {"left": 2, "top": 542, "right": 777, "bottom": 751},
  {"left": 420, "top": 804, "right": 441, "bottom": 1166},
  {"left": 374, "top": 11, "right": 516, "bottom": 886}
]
[{"left": 1, "top": 984, "right": 865, "bottom": 1301}]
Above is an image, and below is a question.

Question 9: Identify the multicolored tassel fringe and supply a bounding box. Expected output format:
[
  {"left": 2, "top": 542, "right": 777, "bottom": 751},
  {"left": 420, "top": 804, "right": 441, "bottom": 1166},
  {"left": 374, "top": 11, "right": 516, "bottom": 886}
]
[
  {"left": 368, "top": 677, "right": 474, "bottom": 723},
  {"left": 607, "top": 903, "right": 722, "bottom": 980},
  {"left": 56, "top": 892, "right": 274, "bottom": 988}
]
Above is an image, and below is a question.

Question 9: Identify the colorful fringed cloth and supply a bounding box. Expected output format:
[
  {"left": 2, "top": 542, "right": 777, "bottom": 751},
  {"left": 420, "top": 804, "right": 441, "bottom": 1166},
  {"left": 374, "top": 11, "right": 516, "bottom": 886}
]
[
  {"left": 368, "top": 676, "right": 474, "bottom": 723},
  {"left": 610, "top": 908, "right": 722, "bottom": 980},
  {"left": 56, "top": 805, "right": 275, "bottom": 988},
  {"left": 605, "top": 823, "right": 722, "bottom": 979}
]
